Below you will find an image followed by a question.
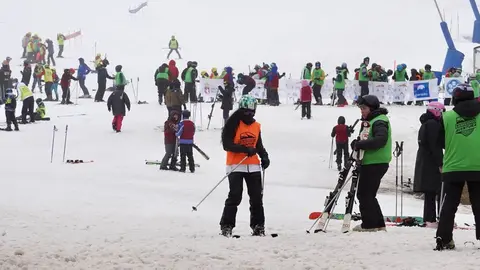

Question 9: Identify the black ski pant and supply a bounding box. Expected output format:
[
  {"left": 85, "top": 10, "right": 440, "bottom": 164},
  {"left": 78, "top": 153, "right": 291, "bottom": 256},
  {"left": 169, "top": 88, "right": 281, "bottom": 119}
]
[
  {"left": 269, "top": 88, "right": 279, "bottom": 105},
  {"left": 424, "top": 191, "right": 440, "bottom": 223},
  {"left": 184, "top": 83, "right": 197, "bottom": 103},
  {"left": 223, "top": 109, "right": 230, "bottom": 120},
  {"left": 62, "top": 86, "right": 71, "bottom": 102},
  {"left": 335, "top": 142, "right": 349, "bottom": 167},
  {"left": 47, "top": 53, "right": 55, "bottom": 66},
  {"left": 357, "top": 163, "right": 389, "bottom": 229},
  {"left": 95, "top": 81, "right": 107, "bottom": 101},
  {"left": 179, "top": 144, "right": 195, "bottom": 171},
  {"left": 301, "top": 101, "right": 311, "bottom": 119},
  {"left": 22, "top": 47, "right": 26, "bottom": 58},
  {"left": 161, "top": 143, "right": 176, "bottom": 168},
  {"left": 167, "top": 49, "right": 181, "bottom": 59},
  {"left": 242, "top": 84, "right": 254, "bottom": 95},
  {"left": 79, "top": 78, "right": 89, "bottom": 96},
  {"left": 312, "top": 84, "right": 322, "bottom": 104},
  {"left": 0, "top": 83, "right": 7, "bottom": 100},
  {"left": 359, "top": 81, "right": 369, "bottom": 96},
  {"left": 57, "top": 45, "right": 64, "bottom": 57},
  {"left": 21, "top": 96, "right": 35, "bottom": 123},
  {"left": 6, "top": 111, "right": 18, "bottom": 129},
  {"left": 220, "top": 171, "right": 264, "bottom": 229},
  {"left": 157, "top": 79, "right": 168, "bottom": 104},
  {"left": 437, "top": 180, "right": 480, "bottom": 242},
  {"left": 336, "top": 89, "right": 346, "bottom": 105}
]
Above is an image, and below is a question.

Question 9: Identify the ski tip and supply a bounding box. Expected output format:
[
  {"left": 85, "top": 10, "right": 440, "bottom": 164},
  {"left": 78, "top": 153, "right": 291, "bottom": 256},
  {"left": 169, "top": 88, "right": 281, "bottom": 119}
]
[
  {"left": 232, "top": 235, "right": 241, "bottom": 238},
  {"left": 191, "top": 206, "right": 198, "bottom": 211},
  {"left": 306, "top": 230, "right": 311, "bottom": 234}
]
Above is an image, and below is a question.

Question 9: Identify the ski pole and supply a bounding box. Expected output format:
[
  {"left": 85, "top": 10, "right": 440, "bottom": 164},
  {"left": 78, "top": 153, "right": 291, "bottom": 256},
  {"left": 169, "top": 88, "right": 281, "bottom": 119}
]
[
  {"left": 261, "top": 169, "right": 265, "bottom": 195},
  {"left": 192, "top": 156, "right": 248, "bottom": 211},
  {"left": 400, "top": 141, "right": 404, "bottom": 217},
  {"left": 393, "top": 141, "right": 400, "bottom": 219},
  {"left": 328, "top": 138, "right": 334, "bottom": 169},
  {"left": 50, "top": 125, "right": 58, "bottom": 163},
  {"left": 438, "top": 182, "right": 445, "bottom": 219},
  {"left": 62, "top": 125, "right": 69, "bottom": 162}
]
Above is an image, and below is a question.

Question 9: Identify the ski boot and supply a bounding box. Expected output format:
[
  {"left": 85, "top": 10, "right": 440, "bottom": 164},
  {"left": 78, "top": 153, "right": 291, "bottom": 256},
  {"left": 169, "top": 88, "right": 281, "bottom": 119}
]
[
  {"left": 61, "top": 99, "right": 66, "bottom": 104},
  {"left": 169, "top": 161, "right": 179, "bottom": 171},
  {"left": 189, "top": 161, "right": 195, "bottom": 173},
  {"left": 337, "top": 163, "right": 342, "bottom": 171},
  {"left": 159, "top": 165, "right": 169, "bottom": 170},
  {"left": 220, "top": 226, "right": 233, "bottom": 237},
  {"left": 4, "top": 126, "right": 12, "bottom": 131},
  {"left": 252, "top": 225, "right": 266, "bottom": 236},
  {"left": 112, "top": 123, "right": 116, "bottom": 131},
  {"left": 434, "top": 237, "right": 455, "bottom": 251}
]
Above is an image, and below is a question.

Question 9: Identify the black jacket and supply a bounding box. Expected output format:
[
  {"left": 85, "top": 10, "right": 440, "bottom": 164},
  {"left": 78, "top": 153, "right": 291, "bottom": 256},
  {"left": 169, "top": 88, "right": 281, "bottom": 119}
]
[
  {"left": 107, "top": 90, "right": 131, "bottom": 116},
  {"left": 97, "top": 66, "right": 114, "bottom": 84},
  {"left": 440, "top": 100, "right": 480, "bottom": 182},
  {"left": 355, "top": 108, "right": 389, "bottom": 151},
  {"left": 219, "top": 85, "right": 234, "bottom": 110},
  {"left": 237, "top": 76, "right": 256, "bottom": 87},
  {"left": 21, "top": 66, "right": 32, "bottom": 85},
  {"left": 46, "top": 40, "right": 55, "bottom": 54},
  {"left": 0, "top": 66, "right": 12, "bottom": 86},
  {"left": 413, "top": 112, "right": 443, "bottom": 192}
]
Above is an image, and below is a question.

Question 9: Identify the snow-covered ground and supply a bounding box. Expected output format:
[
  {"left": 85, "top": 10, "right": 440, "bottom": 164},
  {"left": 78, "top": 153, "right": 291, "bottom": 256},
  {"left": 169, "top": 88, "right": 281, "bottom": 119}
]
[{"left": 1, "top": 0, "right": 480, "bottom": 268}]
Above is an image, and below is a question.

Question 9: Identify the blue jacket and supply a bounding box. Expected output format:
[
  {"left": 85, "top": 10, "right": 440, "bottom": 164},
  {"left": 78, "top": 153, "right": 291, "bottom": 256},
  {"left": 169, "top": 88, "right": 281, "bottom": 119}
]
[
  {"left": 176, "top": 119, "right": 195, "bottom": 144},
  {"left": 225, "top": 67, "right": 233, "bottom": 84},
  {"left": 268, "top": 66, "right": 278, "bottom": 82},
  {"left": 77, "top": 63, "right": 92, "bottom": 79}
]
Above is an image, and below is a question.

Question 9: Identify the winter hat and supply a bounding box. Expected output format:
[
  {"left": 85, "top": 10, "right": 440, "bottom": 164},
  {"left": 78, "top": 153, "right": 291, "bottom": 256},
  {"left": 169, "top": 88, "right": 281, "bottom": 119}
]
[
  {"left": 337, "top": 116, "right": 346, "bottom": 124},
  {"left": 36, "top": 98, "right": 44, "bottom": 107},
  {"left": 238, "top": 95, "right": 257, "bottom": 111},
  {"left": 306, "top": 63, "right": 313, "bottom": 68},
  {"left": 115, "top": 65, "right": 122, "bottom": 72},
  {"left": 182, "top": 110, "right": 191, "bottom": 119},
  {"left": 301, "top": 80, "right": 309, "bottom": 87},
  {"left": 357, "top": 95, "right": 380, "bottom": 110},
  {"left": 452, "top": 83, "right": 475, "bottom": 105},
  {"left": 315, "top": 62, "right": 321, "bottom": 68},
  {"left": 427, "top": 102, "right": 445, "bottom": 118},
  {"left": 170, "top": 79, "right": 181, "bottom": 89},
  {"left": 425, "top": 64, "right": 432, "bottom": 71}
]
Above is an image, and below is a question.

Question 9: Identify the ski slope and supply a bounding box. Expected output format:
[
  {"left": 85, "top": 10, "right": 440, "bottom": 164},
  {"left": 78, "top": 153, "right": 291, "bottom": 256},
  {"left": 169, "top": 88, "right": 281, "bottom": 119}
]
[{"left": 1, "top": 0, "right": 480, "bottom": 269}]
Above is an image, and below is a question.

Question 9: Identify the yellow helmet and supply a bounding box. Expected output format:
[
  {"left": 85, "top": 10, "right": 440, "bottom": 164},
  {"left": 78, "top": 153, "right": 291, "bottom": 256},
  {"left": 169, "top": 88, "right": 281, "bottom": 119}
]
[
  {"left": 419, "top": 68, "right": 425, "bottom": 74},
  {"left": 171, "top": 35, "right": 175, "bottom": 39},
  {"left": 211, "top": 67, "right": 217, "bottom": 73},
  {"left": 201, "top": 71, "right": 207, "bottom": 76}
]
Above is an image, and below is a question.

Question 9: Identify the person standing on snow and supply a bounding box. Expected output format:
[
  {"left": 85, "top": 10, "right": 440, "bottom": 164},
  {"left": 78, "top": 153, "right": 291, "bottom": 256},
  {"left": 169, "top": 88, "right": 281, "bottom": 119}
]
[
  {"left": 45, "top": 39, "right": 55, "bottom": 66},
  {"left": 218, "top": 81, "right": 235, "bottom": 125},
  {"left": 95, "top": 59, "right": 114, "bottom": 102},
  {"left": 16, "top": 79, "right": 35, "bottom": 124},
  {"left": 351, "top": 95, "right": 391, "bottom": 232},
  {"left": 42, "top": 64, "right": 54, "bottom": 101},
  {"left": 60, "top": 68, "right": 78, "bottom": 105},
  {"left": 57, "top": 33, "right": 65, "bottom": 58},
  {"left": 413, "top": 102, "right": 445, "bottom": 228},
  {"left": 155, "top": 63, "right": 169, "bottom": 105},
  {"left": 311, "top": 62, "right": 326, "bottom": 105},
  {"left": 219, "top": 95, "right": 270, "bottom": 237},
  {"left": 167, "top": 36, "right": 182, "bottom": 60},
  {"left": 331, "top": 116, "right": 353, "bottom": 171},
  {"left": 176, "top": 110, "right": 196, "bottom": 173},
  {"left": 22, "top": 33, "right": 31, "bottom": 59},
  {"left": 20, "top": 61, "right": 32, "bottom": 86},
  {"left": 107, "top": 86, "right": 131, "bottom": 133},
  {"left": 77, "top": 58, "right": 93, "bottom": 98},
  {"left": 358, "top": 57, "right": 370, "bottom": 97},
  {"left": 302, "top": 63, "right": 313, "bottom": 80},
  {"left": 114, "top": 65, "right": 128, "bottom": 91},
  {"left": 181, "top": 61, "right": 198, "bottom": 103},
  {"left": 160, "top": 110, "right": 181, "bottom": 171},
  {"left": 435, "top": 84, "right": 480, "bottom": 250},
  {"left": 0, "top": 61, "right": 12, "bottom": 102},
  {"left": 32, "top": 63, "right": 44, "bottom": 93},
  {"left": 165, "top": 79, "right": 186, "bottom": 115},
  {"left": 168, "top": 60, "right": 179, "bottom": 82},
  {"left": 266, "top": 64, "right": 285, "bottom": 106},
  {"left": 334, "top": 66, "right": 347, "bottom": 107},
  {"left": 299, "top": 80, "right": 312, "bottom": 119},
  {"left": 3, "top": 88, "right": 19, "bottom": 131},
  {"left": 237, "top": 73, "right": 256, "bottom": 95}
]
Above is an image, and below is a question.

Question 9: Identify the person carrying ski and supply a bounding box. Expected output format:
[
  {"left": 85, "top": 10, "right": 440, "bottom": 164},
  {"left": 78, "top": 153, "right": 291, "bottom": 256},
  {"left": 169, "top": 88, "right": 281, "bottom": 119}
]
[
  {"left": 218, "top": 81, "right": 235, "bottom": 125},
  {"left": 60, "top": 68, "right": 78, "bottom": 105},
  {"left": 331, "top": 116, "right": 353, "bottom": 170},
  {"left": 300, "top": 80, "right": 312, "bottom": 119},
  {"left": 160, "top": 110, "right": 181, "bottom": 171},
  {"left": 167, "top": 36, "right": 182, "bottom": 59},
  {"left": 435, "top": 84, "right": 480, "bottom": 250},
  {"left": 107, "top": 86, "right": 131, "bottom": 133},
  {"left": 351, "top": 95, "right": 391, "bottom": 232},
  {"left": 3, "top": 88, "right": 19, "bottom": 131},
  {"left": 176, "top": 110, "right": 196, "bottom": 173},
  {"left": 220, "top": 95, "right": 270, "bottom": 237},
  {"left": 165, "top": 79, "right": 186, "bottom": 115},
  {"left": 413, "top": 102, "right": 445, "bottom": 228}
]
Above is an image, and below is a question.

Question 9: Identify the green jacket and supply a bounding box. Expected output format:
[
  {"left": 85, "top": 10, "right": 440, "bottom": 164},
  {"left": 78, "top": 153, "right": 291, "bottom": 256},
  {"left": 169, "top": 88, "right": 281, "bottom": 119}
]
[
  {"left": 394, "top": 69, "right": 407, "bottom": 82},
  {"left": 423, "top": 71, "right": 436, "bottom": 80},
  {"left": 115, "top": 72, "right": 127, "bottom": 86},
  {"left": 169, "top": 39, "right": 178, "bottom": 49},
  {"left": 156, "top": 67, "right": 169, "bottom": 80},
  {"left": 312, "top": 68, "right": 325, "bottom": 85},
  {"left": 360, "top": 114, "right": 392, "bottom": 165},
  {"left": 358, "top": 64, "right": 368, "bottom": 82},
  {"left": 36, "top": 104, "right": 46, "bottom": 118},
  {"left": 184, "top": 67, "right": 194, "bottom": 83},
  {"left": 302, "top": 67, "right": 312, "bottom": 80},
  {"left": 334, "top": 72, "right": 345, "bottom": 89}
]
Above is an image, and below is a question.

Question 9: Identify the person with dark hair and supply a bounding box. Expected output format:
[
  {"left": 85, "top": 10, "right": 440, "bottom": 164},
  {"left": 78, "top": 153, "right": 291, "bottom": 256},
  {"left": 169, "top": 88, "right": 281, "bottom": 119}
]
[
  {"left": 331, "top": 116, "right": 352, "bottom": 170},
  {"left": 77, "top": 57, "right": 93, "bottom": 98},
  {"left": 95, "top": 59, "right": 114, "bottom": 102},
  {"left": 435, "top": 84, "right": 480, "bottom": 250},
  {"left": 114, "top": 65, "right": 127, "bottom": 91},
  {"left": 218, "top": 81, "right": 235, "bottom": 126},
  {"left": 219, "top": 95, "right": 270, "bottom": 237},
  {"left": 160, "top": 110, "right": 181, "bottom": 171},
  {"left": 237, "top": 73, "right": 256, "bottom": 95},
  {"left": 155, "top": 63, "right": 169, "bottom": 105},
  {"left": 351, "top": 94, "right": 392, "bottom": 232},
  {"left": 165, "top": 79, "right": 186, "bottom": 115},
  {"left": 60, "top": 68, "right": 78, "bottom": 105},
  {"left": 107, "top": 84, "right": 131, "bottom": 133},
  {"left": 176, "top": 110, "right": 196, "bottom": 173}
]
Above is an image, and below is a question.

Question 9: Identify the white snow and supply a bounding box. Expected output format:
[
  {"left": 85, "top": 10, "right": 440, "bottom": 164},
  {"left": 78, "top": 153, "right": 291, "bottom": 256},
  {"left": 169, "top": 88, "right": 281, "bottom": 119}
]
[{"left": 1, "top": 0, "right": 480, "bottom": 269}]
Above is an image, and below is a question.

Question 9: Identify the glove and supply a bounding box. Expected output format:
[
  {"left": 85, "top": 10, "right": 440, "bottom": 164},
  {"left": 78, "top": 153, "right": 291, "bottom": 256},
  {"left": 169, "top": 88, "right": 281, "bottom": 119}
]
[
  {"left": 245, "top": 147, "right": 257, "bottom": 157},
  {"left": 350, "top": 139, "right": 358, "bottom": 150},
  {"left": 261, "top": 156, "right": 270, "bottom": 169},
  {"left": 218, "top": 85, "right": 224, "bottom": 91}
]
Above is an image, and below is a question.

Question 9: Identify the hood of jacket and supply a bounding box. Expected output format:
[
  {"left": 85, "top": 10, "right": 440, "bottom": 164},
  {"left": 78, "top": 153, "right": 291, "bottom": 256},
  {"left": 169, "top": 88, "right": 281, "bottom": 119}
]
[
  {"left": 364, "top": 107, "right": 389, "bottom": 121},
  {"left": 419, "top": 111, "right": 437, "bottom": 124},
  {"left": 169, "top": 60, "right": 176, "bottom": 67},
  {"left": 453, "top": 99, "right": 480, "bottom": 118}
]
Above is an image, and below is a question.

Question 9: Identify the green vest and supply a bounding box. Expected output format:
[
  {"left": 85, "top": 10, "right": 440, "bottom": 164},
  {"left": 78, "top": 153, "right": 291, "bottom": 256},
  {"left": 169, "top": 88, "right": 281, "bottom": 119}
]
[
  {"left": 370, "top": 70, "right": 379, "bottom": 81},
  {"left": 115, "top": 72, "right": 126, "bottom": 86},
  {"left": 185, "top": 67, "right": 193, "bottom": 83},
  {"left": 312, "top": 68, "right": 324, "bottom": 85},
  {"left": 334, "top": 73, "right": 345, "bottom": 89},
  {"left": 423, "top": 71, "right": 435, "bottom": 80},
  {"left": 36, "top": 105, "right": 46, "bottom": 118},
  {"left": 19, "top": 84, "right": 33, "bottom": 100},
  {"left": 169, "top": 39, "right": 178, "bottom": 49},
  {"left": 476, "top": 72, "right": 480, "bottom": 82},
  {"left": 471, "top": 80, "right": 480, "bottom": 98},
  {"left": 302, "top": 68, "right": 311, "bottom": 80},
  {"left": 395, "top": 69, "right": 406, "bottom": 82},
  {"left": 442, "top": 110, "right": 480, "bottom": 172},
  {"left": 361, "top": 114, "right": 392, "bottom": 165},
  {"left": 358, "top": 64, "right": 368, "bottom": 81},
  {"left": 156, "top": 67, "right": 169, "bottom": 80}
]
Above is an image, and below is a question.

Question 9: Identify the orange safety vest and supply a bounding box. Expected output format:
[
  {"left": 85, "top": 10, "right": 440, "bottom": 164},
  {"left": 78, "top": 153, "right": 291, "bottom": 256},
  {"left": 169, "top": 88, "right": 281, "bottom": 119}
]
[{"left": 226, "top": 121, "right": 261, "bottom": 165}]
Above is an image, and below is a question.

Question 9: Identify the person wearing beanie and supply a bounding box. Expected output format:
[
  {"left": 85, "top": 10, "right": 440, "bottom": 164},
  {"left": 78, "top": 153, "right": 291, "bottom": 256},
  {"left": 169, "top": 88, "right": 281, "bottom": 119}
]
[
  {"left": 351, "top": 94, "right": 392, "bottom": 232},
  {"left": 160, "top": 110, "right": 181, "bottom": 171},
  {"left": 175, "top": 110, "right": 196, "bottom": 173},
  {"left": 2, "top": 88, "right": 19, "bottom": 131},
  {"left": 299, "top": 80, "right": 312, "bottom": 119},
  {"left": 435, "top": 84, "right": 480, "bottom": 250},
  {"left": 219, "top": 95, "right": 270, "bottom": 237},
  {"left": 165, "top": 79, "right": 186, "bottom": 115},
  {"left": 107, "top": 83, "right": 131, "bottom": 133},
  {"left": 331, "top": 116, "right": 353, "bottom": 170},
  {"left": 114, "top": 65, "right": 127, "bottom": 91},
  {"left": 413, "top": 102, "right": 445, "bottom": 228},
  {"left": 60, "top": 68, "right": 78, "bottom": 105}
]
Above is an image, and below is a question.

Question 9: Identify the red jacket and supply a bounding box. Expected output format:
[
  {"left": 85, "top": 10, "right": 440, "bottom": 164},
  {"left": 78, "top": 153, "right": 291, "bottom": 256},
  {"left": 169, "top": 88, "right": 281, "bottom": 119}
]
[
  {"left": 300, "top": 86, "right": 312, "bottom": 102},
  {"left": 269, "top": 74, "right": 279, "bottom": 89},
  {"left": 332, "top": 124, "right": 349, "bottom": 143},
  {"left": 164, "top": 120, "right": 177, "bottom": 144},
  {"left": 168, "top": 60, "right": 179, "bottom": 81},
  {"left": 60, "top": 73, "right": 76, "bottom": 88}
]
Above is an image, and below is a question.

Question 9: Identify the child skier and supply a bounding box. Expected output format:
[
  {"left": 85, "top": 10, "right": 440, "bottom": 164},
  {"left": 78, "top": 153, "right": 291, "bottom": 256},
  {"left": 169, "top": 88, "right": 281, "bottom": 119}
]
[
  {"left": 34, "top": 98, "right": 48, "bottom": 120},
  {"left": 165, "top": 79, "right": 186, "bottom": 115},
  {"left": 300, "top": 80, "right": 312, "bottom": 119},
  {"left": 160, "top": 110, "right": 181, "bottom": 171},
  {"left": 331, "top": 116, "right": 352, "bottom": 170},
  {"left": 3, "top": 88, "right": 19, "bottom": 131},
  {"left": 220, "top": 95, "right": 270, "bottom": 237},
  {"left": 334, "top": 66, "right": 347, "bottom": 107},
  {"left": 219, "top": 82, "right": 235, "bottom": 125},
  {"left": 114, "top": 65, "right": 127, "bottom": 91},
  {"left": 176, "top": 110, "right": 196, "bottom": 173},
  {"left": 60, "top": 68, "right": 78, "bottom": 104},
  {"left": 107, "top": 87, "right": 131, "bottom": 132},
  {"left": 52, "top": 68, "right": 59, "bottom": 101}
]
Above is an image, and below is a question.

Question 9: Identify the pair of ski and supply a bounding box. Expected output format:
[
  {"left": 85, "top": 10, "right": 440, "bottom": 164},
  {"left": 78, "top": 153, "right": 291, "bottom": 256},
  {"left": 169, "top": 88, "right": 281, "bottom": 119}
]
[
  {"left": 145, "top": 160, "right": 200, "bottom": 168},
  {"left": 307, "top": 119, "right": 365, "bottom": 234},
  {"left": 223, "top": 233, "right": 279, "bottom": 239}
]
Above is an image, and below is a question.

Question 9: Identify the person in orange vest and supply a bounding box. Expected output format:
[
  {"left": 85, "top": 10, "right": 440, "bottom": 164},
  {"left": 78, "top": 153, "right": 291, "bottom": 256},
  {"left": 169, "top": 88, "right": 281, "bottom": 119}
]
[{"left": 219, "top": 95, "right": 270, "bottom": 237}]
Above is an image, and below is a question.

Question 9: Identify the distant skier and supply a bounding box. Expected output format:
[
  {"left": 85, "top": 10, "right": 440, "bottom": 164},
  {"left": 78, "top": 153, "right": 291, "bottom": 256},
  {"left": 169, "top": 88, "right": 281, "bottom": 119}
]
[
  {"left": 413, "top": 102, "right": 445, "bottom": 228},
  {"left": 60, "top": 68, "right": 78, "bottom": 105},
  {"left": 219, "top": 95, "right": 270, "bottom": 237},
  {"left": 351, "top": 95, "right": 392, "bottom": 232},
  {"left": 435, "top": 84, "right": 480, "bottom": 250},
  {"left": 95, "top": 59, "right": 114, "bottom": 102},
  {"left": 218, "top": 82, "right": 235, "bottom": 125},
  {"left": 3, "top": 88, "right": 19, "bottom": 131},
  {"left": 77, "top": 58, "right": 93, "bottom": 98},
  {"left": 107, "top": 86, "right": 131, "bottom": 133},
  {"left": 160, "top": 110, "right": 181, "bottom": 171},
  {"left": 57, "top": 33, "right": 65, "bottom": 58},
  {"left": 300, "top": 80, "right": 312, "bottom": 119},
  {"left": 176, "top": 110, "right": 196, "bottom": 173},
  {"left": 237, "top": 73, "right": 256, "bottom": 95},
  {"left": 331, "top": 116, "right": 353, "bottom": 170},
  {"left": 167, "top": 36, "right": 182, "bottom": 60}
]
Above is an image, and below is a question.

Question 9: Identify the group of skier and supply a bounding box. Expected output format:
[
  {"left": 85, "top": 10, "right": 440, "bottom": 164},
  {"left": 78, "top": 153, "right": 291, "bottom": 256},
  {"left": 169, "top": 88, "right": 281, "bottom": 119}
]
[{"left": 21, "top": 32, "right": 66, "bottom": 65}]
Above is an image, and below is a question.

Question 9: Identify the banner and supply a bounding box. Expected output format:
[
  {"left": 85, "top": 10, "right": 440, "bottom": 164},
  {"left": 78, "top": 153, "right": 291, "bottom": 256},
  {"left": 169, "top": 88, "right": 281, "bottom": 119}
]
[
  {"left": 370, "top": 82, "right": 389, "bottom": 103},
  {"left": 65, "top": 30, "right": 82, "bottom": 40},
  {"left": 199, "top": 78, "right": 223, "bottom": 101},
  {"left": 392, "top": 82, "right": 409, "bottom": 103},
  {"left": 410, "top": 79, "right": 439, "bottom": 101},
  {"left": 443, "top": 77, "right": 463, "bottom": 98}
]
